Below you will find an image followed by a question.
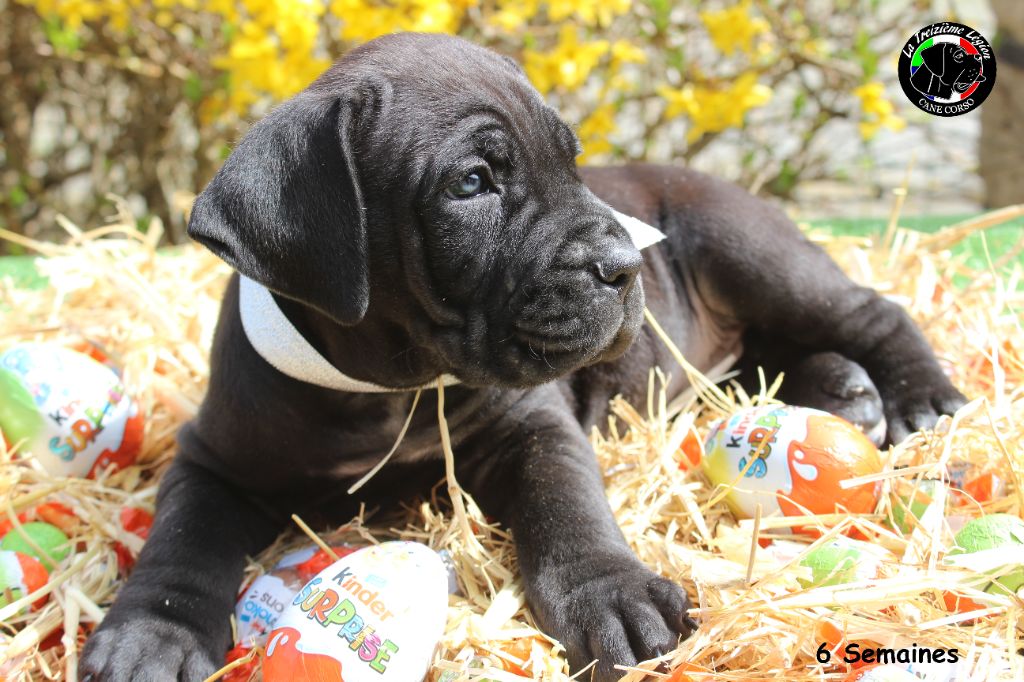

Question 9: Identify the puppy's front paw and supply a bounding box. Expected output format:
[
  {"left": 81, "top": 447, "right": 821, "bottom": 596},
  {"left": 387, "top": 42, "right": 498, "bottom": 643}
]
[
  {"left": 80, "top": 615, "right": 220, "bottom": 682},
  {"left": 531, "top": 556, "right": 697, "bottom": 682},
  {"left": 880, "top": 372, "right": 967, "bottom": 445}
]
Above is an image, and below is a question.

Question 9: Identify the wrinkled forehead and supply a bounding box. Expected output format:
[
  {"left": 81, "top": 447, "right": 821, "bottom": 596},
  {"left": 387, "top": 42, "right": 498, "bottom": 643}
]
[
  {"left": 340, "top": 35, "right": 580, "bottom": 178},
  {"left": 391, "top": 88, "right": 578, "bottom": 165}
]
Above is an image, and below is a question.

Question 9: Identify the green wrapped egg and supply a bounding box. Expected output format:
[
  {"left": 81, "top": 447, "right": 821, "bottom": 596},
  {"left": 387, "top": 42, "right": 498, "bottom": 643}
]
[
  {"left": 1, "top": 522, "right": 70, "bottom": 571},
  {"left": 798, "top": 539, "right": 882, "bottom": 588},
  {"left": 947, "top": 514, "right": 1024, "bottom": 593}
]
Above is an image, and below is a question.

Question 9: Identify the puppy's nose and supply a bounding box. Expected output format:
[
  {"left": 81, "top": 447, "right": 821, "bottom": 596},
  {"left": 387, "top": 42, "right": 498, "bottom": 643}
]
[{"left": 593, "top": 248, "right": 642, "bottom": 299}]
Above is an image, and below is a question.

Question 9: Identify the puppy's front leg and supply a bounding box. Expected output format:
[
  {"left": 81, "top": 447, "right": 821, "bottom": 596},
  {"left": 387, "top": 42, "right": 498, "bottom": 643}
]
[
  {"left": 80, "top": 457, "right": 281, "bottom": 682},
  {"left": 459, "top": 387, "right": 697, "bottom": 681}
]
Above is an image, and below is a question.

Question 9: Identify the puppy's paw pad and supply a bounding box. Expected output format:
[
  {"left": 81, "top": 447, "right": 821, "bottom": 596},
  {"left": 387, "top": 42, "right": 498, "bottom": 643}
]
[
  {"left": 549, "top": 564, "right": 696, "bottom": 682},
  {"left": 647, "top": 576, "right": 699, "bottom": 635},
  {"left": 883, "top": 381, "right": 967, "bottom": 445},
  {"left": 80, "top": 617, "right": 219, "bottom": 682}
]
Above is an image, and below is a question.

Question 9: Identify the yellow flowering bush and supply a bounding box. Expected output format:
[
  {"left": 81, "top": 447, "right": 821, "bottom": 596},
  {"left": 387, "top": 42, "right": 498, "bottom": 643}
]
[
  {"left": 2, "top": 0, "right": 929, "bottom": 243},
  {"left": 853, "top": 81, "right": 907, "bottom": 140},
  {"left": 523, "top": 25, "right": 611, "bottom": 95},
  {"left": 659, "top": 73, "right": 773, "bottom": 144},
  {"left": 700, "top": 0, "right": 769, "bottom": 56},
  {"left": 577, "top": 103, "right": 617, "bottom": 162}
]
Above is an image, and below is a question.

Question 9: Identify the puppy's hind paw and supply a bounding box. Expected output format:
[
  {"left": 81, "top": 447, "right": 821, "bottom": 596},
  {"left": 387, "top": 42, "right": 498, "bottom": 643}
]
[
  {"left": 778, "top": 352, "right": 887, "bottom": 445},
  {"left": 883, "top": 380, "right": 968, "bottom": 446},
  {"left": 80, "top": 616, "right": 220, "bottom": 682}
]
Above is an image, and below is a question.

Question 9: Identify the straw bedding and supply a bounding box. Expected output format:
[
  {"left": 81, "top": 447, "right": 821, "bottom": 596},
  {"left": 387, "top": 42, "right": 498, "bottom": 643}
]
[{"left": 1, "top": 197, "right": 1022, "bottom": 681}]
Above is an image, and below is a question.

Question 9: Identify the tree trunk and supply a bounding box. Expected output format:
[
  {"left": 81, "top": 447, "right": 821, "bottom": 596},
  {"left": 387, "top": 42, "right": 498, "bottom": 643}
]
[{"left": 980, "top": 0, "right": 1024, "bottom": 208}]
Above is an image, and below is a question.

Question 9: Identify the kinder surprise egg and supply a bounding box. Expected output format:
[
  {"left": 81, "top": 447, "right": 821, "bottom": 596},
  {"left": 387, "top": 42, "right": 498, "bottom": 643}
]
[
  {"left": 0, "top": 343, "right": 144, "bottom": 477},
  {"left": 0, "top": 550, "right": 48, "bottom": 609},
  {"left": 236, "top": 553, "right": 310, "bottom": 647},
  {"left": 702, "top": 405, "right": 881, "bottom": 519},
  {"left": 235, "top": 545, "right": 356, "bottom": 646},
  {"left": 264, "top": 541, "right": 448, "bottom": 682}
]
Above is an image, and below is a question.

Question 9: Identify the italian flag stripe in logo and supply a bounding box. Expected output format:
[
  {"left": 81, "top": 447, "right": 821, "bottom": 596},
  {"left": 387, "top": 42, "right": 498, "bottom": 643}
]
[{"left": 910, "top": 35, "right": 982, "bottom": 103}]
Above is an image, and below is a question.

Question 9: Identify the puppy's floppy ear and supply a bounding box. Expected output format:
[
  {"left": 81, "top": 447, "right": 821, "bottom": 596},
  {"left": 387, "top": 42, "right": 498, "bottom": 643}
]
[
  {"left": 921, "top": 43, "right": 950, "bottom": 81},
  {"left": 188, "top": 92, "right": 369, "bottom": 325}
]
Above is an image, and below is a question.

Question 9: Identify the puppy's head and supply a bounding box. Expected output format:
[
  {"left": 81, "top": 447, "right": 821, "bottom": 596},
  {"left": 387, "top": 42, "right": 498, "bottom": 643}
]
[{"left": 190, "top": 33, "right": 644, "bottom": 388}]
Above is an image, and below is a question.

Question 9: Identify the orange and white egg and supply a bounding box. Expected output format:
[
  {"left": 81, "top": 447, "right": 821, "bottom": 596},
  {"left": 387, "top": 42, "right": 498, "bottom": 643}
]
[
  {"left": 702, "top": 405, "right": 882, "bottom": 520},
  {"left": 0, "top": 344, "right": 143, "bottom": 477},
  {"left": 263, "top": 541, "right": 448, "bottom": 682}
]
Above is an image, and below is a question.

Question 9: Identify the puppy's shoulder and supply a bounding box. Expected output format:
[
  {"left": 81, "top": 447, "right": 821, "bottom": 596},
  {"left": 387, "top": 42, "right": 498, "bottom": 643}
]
[{"left": 581, "top": 162, "right": 783, "bottom": 229}]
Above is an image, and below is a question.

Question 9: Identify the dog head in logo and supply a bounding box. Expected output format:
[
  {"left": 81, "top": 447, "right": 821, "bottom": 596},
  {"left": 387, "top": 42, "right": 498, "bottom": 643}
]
[
  {"left": 951, "top": 50, "right": 984, "bottom": 93},
  {"left": 777, "top": 414, "right": 880, "bottom": 518},
  {"left": 911, "top": 43, "right": 985, "bottom": 100},
  {"left": 263, "top": 627, "right": 345, "bottom": 682}
]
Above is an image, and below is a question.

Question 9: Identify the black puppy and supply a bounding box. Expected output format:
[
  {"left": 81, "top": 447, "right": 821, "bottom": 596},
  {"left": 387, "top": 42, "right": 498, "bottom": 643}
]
[{"left": 81, "top": 33, "right": 965, "bottom": 681}]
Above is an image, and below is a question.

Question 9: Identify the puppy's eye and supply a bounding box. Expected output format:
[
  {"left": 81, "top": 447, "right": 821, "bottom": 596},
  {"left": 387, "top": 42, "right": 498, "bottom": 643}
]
[{"left": 447, "top": 172, "right": 488, "bottom": 199}]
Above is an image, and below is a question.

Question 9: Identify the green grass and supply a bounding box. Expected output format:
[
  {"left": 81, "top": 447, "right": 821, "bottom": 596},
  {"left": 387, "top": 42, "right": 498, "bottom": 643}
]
[{"left": 807, "top": 214, "right": 1024, "bottom": 275}]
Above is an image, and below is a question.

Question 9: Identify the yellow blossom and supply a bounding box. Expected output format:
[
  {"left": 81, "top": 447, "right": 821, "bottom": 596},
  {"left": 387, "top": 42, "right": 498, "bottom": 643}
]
[
  {"left": 155, "top": 10, "right": 175, "bottom": 28},
  {"left": 659, "top": 72, "right": 772, "bottom": 143},
  {"left": 489, "top": 0, "right": 540, "bottom": 31},
  {"left": 607, "top": 72, "right": 635, "bottom": 93},
  {"left": 853, "top": 81, "right": 905, "bottom": 140},
  {"left": 330, "top": 0, "right": 397, "bottom": 41},
  {"left": 329, "top": 0, "right": 465, "bottom": 42},
  {"left": 577, "top": 103, "right": 617, "bottom": 163},
  {"left": 701, "top": 1, "right": 769, "bottom": 56},
  {"left": 547, "top": 0, "right": 631, "bottom": 27},
  {"left": 801, "top": 38, "right": 827, "bottom": 59},
  {"left": 211, "top": 0, "right": 331, "bottom": 112},
  {"left": 523, "top": 25, "right": 609, "bottom": 94},
  {"left": 206, "top": 0, "right": 240, "bottom": 23},
  {"left": 611, "top": 39, "right": 646, "bottom": 65}
]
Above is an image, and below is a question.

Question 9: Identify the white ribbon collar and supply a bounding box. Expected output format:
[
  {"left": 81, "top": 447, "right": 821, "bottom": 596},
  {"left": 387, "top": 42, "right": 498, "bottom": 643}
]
[{"left": 239, "top": 209, "right": 666, "bottom": 393}]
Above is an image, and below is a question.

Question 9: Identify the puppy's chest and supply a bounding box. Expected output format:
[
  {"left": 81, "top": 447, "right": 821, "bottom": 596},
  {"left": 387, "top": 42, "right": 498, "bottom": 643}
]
[
  {"left": 327, "top": 429, "right": 442, "bottom": 479},
  {"left": 320, "top": 393, "right": 509, "bottom": 486}
]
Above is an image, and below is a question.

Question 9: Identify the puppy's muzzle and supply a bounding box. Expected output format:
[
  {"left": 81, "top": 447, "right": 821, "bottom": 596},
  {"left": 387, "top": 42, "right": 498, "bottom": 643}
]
[{"left": 512, "top": 224, "right": 644, "bottom": 357}]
